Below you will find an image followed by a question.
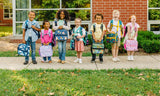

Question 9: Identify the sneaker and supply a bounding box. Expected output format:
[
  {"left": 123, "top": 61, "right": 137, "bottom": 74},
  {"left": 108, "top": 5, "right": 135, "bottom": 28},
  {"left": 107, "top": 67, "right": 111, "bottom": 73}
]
[
  {"left": 79, "top": 59, "right": 82, "bottom": 64},
  {"left": 112, "top": 58, "right": 117, "bottom": 62},
  {"left": 74, "top": 59, "right": 79, "bottom": 63},
  {"left": 48, "top": 60, "right": 52, "bottom": 63},
  {"left": 128, "top": 56, "right": 131, "bottom": 61},
  {"left": 61, "top": 61, "right": 65, "bottom": 64},
  {"left": 23, "top": 61, "right": 28, "bottom": 65},
  {"left": 32, "top": 60, "right": 37, "bottom": 64},
  {"left": 130, "top": 56, "right": 134, "bottom": 61},
  {"left": 116, "top": 57, "right": 120, "bottom": 62},
  {"left": 91, "top": 59, "right": 95, "bottom": 63},
  {"left": 57, "top": 59, "right": 61, "bottom": 63}
]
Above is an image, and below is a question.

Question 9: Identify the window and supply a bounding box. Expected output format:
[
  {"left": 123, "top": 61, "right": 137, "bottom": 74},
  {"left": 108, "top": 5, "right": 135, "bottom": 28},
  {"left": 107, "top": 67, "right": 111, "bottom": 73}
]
[
  {"left": 148, "top": 0, "right": 160, "bottom": 34},
  {"left": 13, "top": 0, "right": 92, "bottom": 35},
  {"left": 3, "top": 5, "right": 12, "bottom": 19}
]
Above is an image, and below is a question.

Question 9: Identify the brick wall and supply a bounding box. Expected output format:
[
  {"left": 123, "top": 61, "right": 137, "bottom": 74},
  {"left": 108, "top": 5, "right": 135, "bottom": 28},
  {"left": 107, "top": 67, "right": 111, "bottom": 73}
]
[
  {"left": 0, "top": 3, "right": 12, "bottom": 26},
  {"left": 92, "top": 0, "right": 147, "bottom": 30}
]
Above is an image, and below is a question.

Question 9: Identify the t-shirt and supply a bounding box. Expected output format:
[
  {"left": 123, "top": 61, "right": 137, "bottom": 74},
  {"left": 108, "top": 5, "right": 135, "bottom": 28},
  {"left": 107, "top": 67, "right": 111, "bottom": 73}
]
[
  {"left": 126, "top": 23, "right": 140, "bottom": 32},
  {"left": 90, "top": 23, "right": 106, "bottom": 40},
  {"left": 107, "top": 19, "right": 124, "bottom": 39}
]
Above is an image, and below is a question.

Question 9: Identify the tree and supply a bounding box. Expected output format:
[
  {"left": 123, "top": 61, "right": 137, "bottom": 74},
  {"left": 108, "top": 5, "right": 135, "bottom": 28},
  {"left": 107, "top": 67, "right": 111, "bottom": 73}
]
[{"left": 0, "top": 0, "right": 12, "bottom": 9}]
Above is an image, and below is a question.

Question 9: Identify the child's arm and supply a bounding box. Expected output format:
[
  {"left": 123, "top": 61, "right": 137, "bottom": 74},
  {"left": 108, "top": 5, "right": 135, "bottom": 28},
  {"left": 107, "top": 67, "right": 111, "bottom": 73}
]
[
  {"left": 133, "top": 28, "right": 138, "bottom": 39},
  {"left": 53, "top": 21, "right": 59, "bottom": 30},
  {"left": 127, "top": 25, "right": 131, "bottom": 40},
  {"left": 49, "top": 30, "right": 53, "bottom": 43},
  {"left": 22, "top": 29, "right": 26, "bottom": 44},
  {"left": 63, "top": 21, "right": 70, "bottom": 30},
  {"left": 40, "top": 30, "right": 45, "bottom": 44},
  {"left": 77, "top": 28, "right": 85, "bottom": 38},
  {"left": 32, "top": 25, "right": 41, "bottom": 32},
  {"left": 92, "top": 30, "right": 97, "bottom": 42}
]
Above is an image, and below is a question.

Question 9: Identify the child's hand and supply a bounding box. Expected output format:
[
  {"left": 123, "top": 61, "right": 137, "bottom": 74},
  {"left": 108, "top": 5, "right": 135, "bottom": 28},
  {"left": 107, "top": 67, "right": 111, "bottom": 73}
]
[
  {"left": 59, "top": 26, "right": 63, "bottom": 29},
  {"left": 72, "top": 34, "right": 74, "bottom": 36},
  {"left": 31, "top": 25, "right": 36, "bottom": 29},
  {"left": 43, "top": 43, "right": 46, "bottom": 45},
  {"left": 77, "top": 36, "right": 81, "bottom": 39}
]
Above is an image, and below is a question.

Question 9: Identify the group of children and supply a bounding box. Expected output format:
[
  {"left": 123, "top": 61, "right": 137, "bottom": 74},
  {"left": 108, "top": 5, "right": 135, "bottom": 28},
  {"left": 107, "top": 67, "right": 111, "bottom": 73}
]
[{"left": 22, "top": 9, "right": 139, "bottom": 65}]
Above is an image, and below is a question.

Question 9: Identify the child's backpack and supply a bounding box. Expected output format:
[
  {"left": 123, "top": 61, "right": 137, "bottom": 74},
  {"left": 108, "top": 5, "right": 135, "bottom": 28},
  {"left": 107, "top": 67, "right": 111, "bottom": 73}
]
[
  {"left": 70, "top": 37, "right": 75, "bottom": 50},
  {"left": 17, "top": 43, "right": 30, "bottom": 56},
  {"left": 124, "top": 23, "right": 138, "bottom": 37},
  {"left": 124, "top": 40, "right": 138, "bottom": 51},
  {"left": 54, "top": 20, "right": 68, "bottom": 41},
  {"left": 39, "top": 45, "right": 53, "bottom": 57},
  {"left": 110, "top": 20, "right": 123, "bottom": 36},
  {"left": 106, "top": 20, "right": 121, "bottom": 43},
  {"left": 92, "top": 43, "right": 104, "bottom": 54},
  {"left": 25, "top": 20, "right": 40, "bottom": 39},
  {"left": 84, "top": 30, "right": 89, "bottom": 46},
  {"left": 41, "top": 29, "right": 56, "bottom": 47}
]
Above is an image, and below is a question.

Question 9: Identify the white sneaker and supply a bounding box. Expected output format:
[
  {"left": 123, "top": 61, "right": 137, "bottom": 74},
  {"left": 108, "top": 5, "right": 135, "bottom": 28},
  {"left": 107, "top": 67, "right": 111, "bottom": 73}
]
[
  {"left": 74, "top": 58, "right": 79, "bottom": 63},
  {"left": 112, "top": 58, "right": 117, "bottom": 62},
  {"left": 79, "top": 59, "right": 82, "bottom": 63},
  {"left": 130, "top": 56, "right": 134, "bottom": 61},
  {"left": 128, "top": 56, "right": 131, "bottom": 61},
  {"left": 116, "top": 57, "right": 120, "bottom": 62}
]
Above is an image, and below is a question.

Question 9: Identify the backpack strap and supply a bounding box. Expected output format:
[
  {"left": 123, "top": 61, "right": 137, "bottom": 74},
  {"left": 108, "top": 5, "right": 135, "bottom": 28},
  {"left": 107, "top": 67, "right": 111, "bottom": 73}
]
[
  {"left": 64, "top": 20, "right": 67, "bottom": 26},
  {"left": 25, "top": 20, "right": 29, "bottom": 31},
  {"left": 42, "top": 29, "right": 44, "bottom": 38},
  {"left": 55, "top": 21, "right": 57, "bottom": 26},
  {"left": 110, "top": 20, "right": 113, "bottom": 31},
  {"left": 93, "top": 23, "right": 96, "bottom": 33}
]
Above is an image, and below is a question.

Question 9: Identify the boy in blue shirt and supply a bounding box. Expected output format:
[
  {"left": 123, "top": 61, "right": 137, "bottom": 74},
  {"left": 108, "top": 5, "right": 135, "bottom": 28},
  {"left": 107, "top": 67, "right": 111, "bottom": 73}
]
[{"left": 22, "top": 11, "right": 41, "bottom": 65}]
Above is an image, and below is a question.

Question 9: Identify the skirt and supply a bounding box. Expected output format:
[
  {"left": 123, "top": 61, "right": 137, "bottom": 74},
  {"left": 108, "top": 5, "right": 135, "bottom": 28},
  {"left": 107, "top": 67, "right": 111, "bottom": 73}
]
[{"left": 75, "top": 41, "right": 84, "bottom": 52}]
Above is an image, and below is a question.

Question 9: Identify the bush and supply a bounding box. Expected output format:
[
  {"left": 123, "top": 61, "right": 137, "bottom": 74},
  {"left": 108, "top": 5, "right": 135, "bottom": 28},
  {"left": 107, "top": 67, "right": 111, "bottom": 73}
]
[{"left": 141, "top": 40, "right": 160, "bottom": 53}]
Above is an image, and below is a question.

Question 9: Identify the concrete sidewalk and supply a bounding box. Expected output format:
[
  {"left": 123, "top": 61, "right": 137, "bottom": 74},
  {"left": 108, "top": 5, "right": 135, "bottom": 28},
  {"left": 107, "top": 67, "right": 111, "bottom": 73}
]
[{"left": 0, "top": 56, "right": 159, "bottom": 70}]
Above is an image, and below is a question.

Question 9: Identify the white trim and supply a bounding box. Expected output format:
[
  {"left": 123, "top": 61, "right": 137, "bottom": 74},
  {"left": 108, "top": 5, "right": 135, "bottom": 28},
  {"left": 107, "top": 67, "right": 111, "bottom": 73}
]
[
  {"left": 13, "top": 0, "right": 16, "bottom": 36},
  {"left": 147, "top": 0, "right": 160, "bottom": 34}
]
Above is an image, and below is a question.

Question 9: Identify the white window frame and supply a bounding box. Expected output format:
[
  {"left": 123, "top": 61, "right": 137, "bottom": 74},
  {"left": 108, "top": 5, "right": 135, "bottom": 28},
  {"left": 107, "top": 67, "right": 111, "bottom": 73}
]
[
  {"left": 13, "top": 0, "right": 92, "bottom": 36},
  {"left": 147, "top": 0, "right": 160, "bottom": 34}
]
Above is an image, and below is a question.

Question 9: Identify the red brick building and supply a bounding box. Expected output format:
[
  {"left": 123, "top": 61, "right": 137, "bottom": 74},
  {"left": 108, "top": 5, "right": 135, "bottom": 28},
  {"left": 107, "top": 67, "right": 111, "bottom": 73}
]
[
  {"left": 0, "top": 3, "right": 12, "bottom": 26},
  {"left": 92, "top": 0, "right": 147, "bottom": 31}
]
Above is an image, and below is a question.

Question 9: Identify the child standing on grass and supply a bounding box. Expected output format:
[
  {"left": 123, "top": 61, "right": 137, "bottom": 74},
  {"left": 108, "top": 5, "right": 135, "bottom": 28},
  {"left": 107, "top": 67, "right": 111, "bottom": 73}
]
[
  {"left": 123, "top": 15, "right": 140, "bottom": 60},
  {"left": 72, "top": 18, "right": 86, "bottom": 63},
  {"left": 40, "top": 20, "right": 53, "bottom": 63},
  {"left": 22, "top": 11, "right": 41, "bottom": 65},
  {"left": 53, "top": 9, "right": 70, "bottom": 64},
  {"left": 90, "top": 13, "right": 106, "bottom": 63},
  {"left": 107, "top": 10, "right": 124, "bottom": 62}
]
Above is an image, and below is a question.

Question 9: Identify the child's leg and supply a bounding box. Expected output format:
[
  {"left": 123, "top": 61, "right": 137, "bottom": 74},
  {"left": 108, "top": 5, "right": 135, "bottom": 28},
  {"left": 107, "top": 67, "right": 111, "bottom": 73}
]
[
  {"left": 131, "top": 51, "right": 134, "bottom": 56},
  {"left": 111, "top": 44, "right": 116, "bottom": 58},
  {"left": 79, "top": 51, "right": 82, "bottom": 59},
  {"left": 115, "top": 45, "right": 119, "bottom": 58}
]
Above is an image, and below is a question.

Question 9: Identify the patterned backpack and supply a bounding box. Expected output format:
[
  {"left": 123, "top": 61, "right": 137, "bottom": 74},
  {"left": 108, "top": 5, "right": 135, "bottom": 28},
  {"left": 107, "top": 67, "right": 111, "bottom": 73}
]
[
  {"left": 39, "top": 45, "right": 53, "bottom": 57},
  {"left": 54, "top": 20, "right": 68, "bottom": 41},
  {"left": 106, "top": 20, "right": 122, "bottom": 43},
  {"left": 92, "top": 43, "right": 104, "bottom": 54},
  {"left": 17, "top": 43, "right": 30, "bottom": 56}
]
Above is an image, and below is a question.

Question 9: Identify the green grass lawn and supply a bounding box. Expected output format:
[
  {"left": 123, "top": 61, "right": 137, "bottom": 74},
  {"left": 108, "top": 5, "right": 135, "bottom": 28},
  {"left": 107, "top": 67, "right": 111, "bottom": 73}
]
[
  {"left": 0, "top": 26, "right": 13, "bottom": 37},
  {"left": 0, "top": 50, "right": 92, "bottom": 57},
  {"left": 0, "top": 69, "right": 159, "bottom": 96}
]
